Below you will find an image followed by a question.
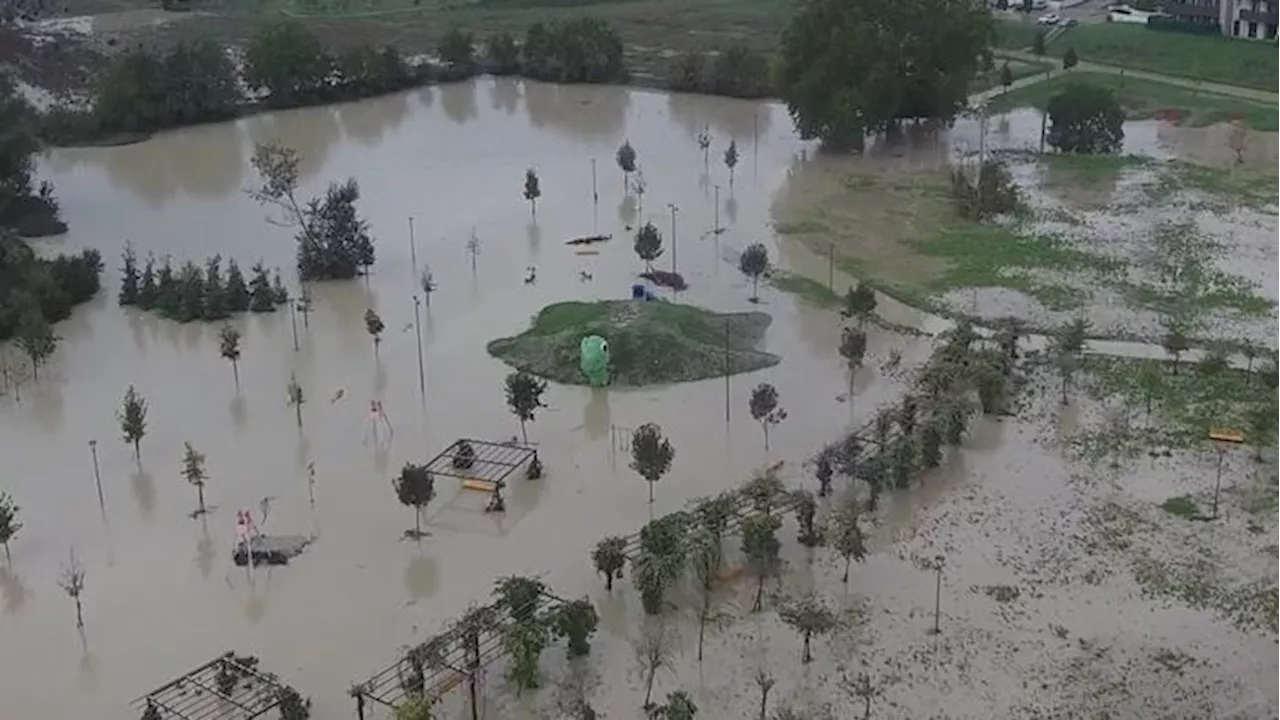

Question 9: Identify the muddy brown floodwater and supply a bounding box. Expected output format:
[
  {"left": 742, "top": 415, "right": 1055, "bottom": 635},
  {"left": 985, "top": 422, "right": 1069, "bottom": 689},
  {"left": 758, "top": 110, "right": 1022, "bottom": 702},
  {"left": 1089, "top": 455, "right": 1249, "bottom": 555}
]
[{"left": 0, "top": 78, "right": 937, "bottom": 719}]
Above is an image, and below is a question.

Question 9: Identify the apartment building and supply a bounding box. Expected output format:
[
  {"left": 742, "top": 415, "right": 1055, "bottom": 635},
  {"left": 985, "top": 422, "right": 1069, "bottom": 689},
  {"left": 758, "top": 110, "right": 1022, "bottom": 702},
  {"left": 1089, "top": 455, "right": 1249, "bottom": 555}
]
[{"left": 1162, "top": 0, "right": 1278, "bottom": 39}]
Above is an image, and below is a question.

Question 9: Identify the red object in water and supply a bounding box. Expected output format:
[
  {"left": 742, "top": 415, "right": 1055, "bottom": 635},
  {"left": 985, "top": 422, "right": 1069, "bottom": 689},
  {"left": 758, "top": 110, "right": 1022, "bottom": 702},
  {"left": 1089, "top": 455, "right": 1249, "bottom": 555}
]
[{"left": 1153, "top": 108, "right": 1185, "bottom": 124}]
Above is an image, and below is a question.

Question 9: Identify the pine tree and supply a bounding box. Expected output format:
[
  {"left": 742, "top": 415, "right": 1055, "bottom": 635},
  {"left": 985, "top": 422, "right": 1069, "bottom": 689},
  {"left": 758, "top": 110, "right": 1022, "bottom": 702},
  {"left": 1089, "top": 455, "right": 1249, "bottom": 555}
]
[
  {"left": 203, "top": 255, "right": 230, "bottom": 321},
  {"left": 118, "top": 243, "right": 140, "bottom": 306},
  {"left": 137, "top": 254, "right": 157, "bottom": 310},
  {"left": 249, "top": 262, "right": 276, "bottom": 312},
  {"left": 225, "top": 259, "right": 250, "bottom": 312},
  {"left": 154, "top": 258, "right": 179, "bottom": 317}
]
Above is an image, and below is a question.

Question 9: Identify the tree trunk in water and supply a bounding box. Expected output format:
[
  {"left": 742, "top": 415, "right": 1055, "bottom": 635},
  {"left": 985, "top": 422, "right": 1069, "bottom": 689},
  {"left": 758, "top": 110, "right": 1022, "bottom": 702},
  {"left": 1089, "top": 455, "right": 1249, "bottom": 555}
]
[
  {"left": 648, "top": 481, "right": 654, "bottom": 504},
  {"left": 197, "top": 485, "right": 206, "bottom": 515},
  {"left": 697, "top": 595, "right": 708, "bottom": 662},
  {"left": 520, "top": 421, "right": 528, "bottom": 444},
  {"left": 3, "top": 541, "right": 9, "bottom": 563},
  {"left": 74, "top": 598, "right": 83, "bottom": 628},
  {"left": 643, "top": 668, "right": 656, "bottom": 709},
  {"left": 605, "top": 572, "right": 613, "bottom": 591},
  {"left": 843, "top": 557, "right": 851, "bottom": 583},
  {"left": 752, "top": 277, "right": 758, "bottom": 301},
  {"left": 762, "top": 424, "right": 769, "bottom": 452},
  {"left": 295, "top": 404, "right": 302, "bottom": 428},
  {"left": 31, "top": 361, "right": 38, "bottom": 382},
  {"left": 232, "top": 360, "right": 239, "bottom": 390},
  {"left": 134, "top": 439, "right": 141, "bottom": 463},
  {"left": 864, "top": 696, "right": 872, "bottom": 719},
  {"left": 753, "top": 575, "right": 764, "bottom": 611},
  {"left": 415, "top": 507, "right": 422, "bottom": 538},
  {"left": 1061, "top": 375, "right": 1068, "bottom": 405},
  {"left": 757, "top": 687, "right": 769, "bottom": 720},
  {"left": 802, "top": 632, "right": 811, "bottom": 663}
]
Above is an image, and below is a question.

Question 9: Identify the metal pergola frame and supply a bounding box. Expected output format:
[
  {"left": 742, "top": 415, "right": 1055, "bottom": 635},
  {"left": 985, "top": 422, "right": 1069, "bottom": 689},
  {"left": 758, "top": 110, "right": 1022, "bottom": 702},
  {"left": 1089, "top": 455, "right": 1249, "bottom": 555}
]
[
  {"left": 423, "top": 438, "right": 537, "bottom": 486},
  {"left": 130, "top": 653, "right": 292, "bottom": 720}
]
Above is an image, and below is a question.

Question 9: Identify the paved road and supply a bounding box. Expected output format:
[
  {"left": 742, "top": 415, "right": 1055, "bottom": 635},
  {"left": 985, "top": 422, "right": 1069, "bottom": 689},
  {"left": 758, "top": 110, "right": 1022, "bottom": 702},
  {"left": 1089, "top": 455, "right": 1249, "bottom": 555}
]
[{"left": 993, "top": 49, "right": 1280, "bottom": 102}]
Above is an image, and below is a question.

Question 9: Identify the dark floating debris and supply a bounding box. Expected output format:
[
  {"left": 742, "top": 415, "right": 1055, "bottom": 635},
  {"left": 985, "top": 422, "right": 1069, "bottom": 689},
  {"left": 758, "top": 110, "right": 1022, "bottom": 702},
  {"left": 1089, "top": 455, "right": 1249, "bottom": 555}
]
[
  {"left": 639, "top": 270, "right": 688, "bottom": 291},
  {"left": 232, "top": 534, "right": 312, "bottom": 567},
  {"left": 565, "top": 234, "right": 612, "bottom": 246}
]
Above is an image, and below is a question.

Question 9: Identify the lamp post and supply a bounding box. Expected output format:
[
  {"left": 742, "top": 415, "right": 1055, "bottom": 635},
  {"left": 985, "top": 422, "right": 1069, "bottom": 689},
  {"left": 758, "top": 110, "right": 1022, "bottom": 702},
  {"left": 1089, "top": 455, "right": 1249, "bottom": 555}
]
[
  {"left": 667, "top": 203, "right": 679, "bottom": 275},
  {"left": 88, "top": 440, "right": 104, "bottom": 509},
  {"left": 413, "top": 295, "right": 426, "bottom": 400}
]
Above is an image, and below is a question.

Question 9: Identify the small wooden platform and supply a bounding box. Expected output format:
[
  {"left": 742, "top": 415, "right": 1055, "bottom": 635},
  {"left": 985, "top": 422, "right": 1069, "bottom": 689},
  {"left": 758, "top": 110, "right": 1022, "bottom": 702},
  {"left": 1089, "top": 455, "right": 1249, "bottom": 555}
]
[
  {"left": 462, "top": 478, "right": 497, "bottom": 492},
  {"left": 1209, "top": 428, "right": 1244, "bottom": 444}
]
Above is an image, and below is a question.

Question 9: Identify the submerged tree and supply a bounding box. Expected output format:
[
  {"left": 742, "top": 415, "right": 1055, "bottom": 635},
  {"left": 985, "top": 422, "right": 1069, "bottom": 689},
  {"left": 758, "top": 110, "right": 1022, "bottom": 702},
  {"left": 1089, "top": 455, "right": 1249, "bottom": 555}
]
[
  {"left": 58, "top": 548, "right": 87, "bottom": 628},
  {"left": 591, "top": 535, "right": 627, "bottom": 590},
  {"left": 1162, "top": 319, "right": 1191, "bottom": 374},
  {"left": 658, "top": 691, "right": 698, "bottom": 720},
  {"left": 738, "top": 243, "right": 769, "bottom": 302},
  {"left": 494, "top": 575, "right": 547, "bottom": 622},
  {"left": 635, "top": 620, "right": 675, "bottom": 711},
  {"left": 634, "top": 222, "right": 664, "bottom": 272},
  {"left": 631, "top": 423, "right": 675, "bottom": 504},
  {"left": 119, "top": 385, "right": 148, "bottom": 462},
  {"left": 225, "top": 259, "right": 250, "bottom": 312},
  {"left": 793, "top": 489, "right": 820, "bottom": 547},
  {"left": 748, "top": 382, "right": 787, "bottom": 451},
  {"left": 686, "top": 525, "right": 722, "bottom": 662},
  {"left": 1047, "top": 83, "right": 1124, "bottom": 155},
  {"left": 364, "top": 308, "right": 385, "bottom": 358},
  {"left": 778, "top": 593, "right": 838, "bottom": 664},
  {"left": 0, "top": 492, "right": 20, "bottom": 563},
  {"left": 393, "top": 463, "right": 435, "bottom": 540},
  {"left": 502, "top": 619, "right": 550, "bottom": 694},
  {"left": 287, "top": 373, "right": 305, "bottom": 428},
  {"left": 841, "top": 284, "right": 877, "bottom": 326},
  {"left": 697, "top": 125, "right": 712, "bottom": 165},
  {"left": 811, "top": 447, "right": 835, "bottom": 497},
  {"left": 218, "top": 325, "right": 242, "bottom": 389},
  {"left": 752, "top": 666, "right": 776, "bottom": 720},
  {"left": 551, "top": 597, "right": 600, "bottom": 658},
  {"left": 15, "top": 310, "right": 57, "bottom": 380},
  {"left": 616, "top": 140, "right": 637, "bottom": 191},
  {"left": 181, "top": 442, "right": 209, "bottom": 517},
  {"left": 524, "top": 168, "right": 541, "bottom": 218},
  {"left": 723, "top": 140, "right": 739, "bottom": 187},
  {"left": 505, "top": 371, "right": 548, "bottom": 444},
  {"left": 119, "top": 242, "right": 140, "bottom": 306},
  {"left": 828, "top": 495, "right": 867, "bottom": 583},
  {"left": 741, "top": 512, "right": 782, "bottom": 612}
]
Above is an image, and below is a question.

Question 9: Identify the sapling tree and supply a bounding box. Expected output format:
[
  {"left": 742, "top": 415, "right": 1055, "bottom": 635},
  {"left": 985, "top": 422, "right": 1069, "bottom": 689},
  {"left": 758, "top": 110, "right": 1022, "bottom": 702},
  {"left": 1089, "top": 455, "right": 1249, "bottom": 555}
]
[
  {"left": 119, "top": 242, "right": 140, "bottom": 306},
  {"left": 119, "top": 385, "right": 148, "bottom": 462},
  {"left": 632, "top": 169, "right": 647, "bottom": 218},
  {"left": 839, "top": 327, "right": 868, "bottom": 370},
  {"left": 752, "top": 666, "right": 776, "bottom": 720},
  {"left": 793, "top": 489, "right": 819, "bottom": 546},
  {"left": 634, "top": 222, "right": 664, "bottom": 272},
  {"left": 276, "top": 689, "right": 311, "bottom": 720},
  {"left": 287, "top": 373, "right": 305, "bottom": 428},
  {"left": 494, "top": 575, "right": 547, "bottom": 622},
  {"left": 659, "top": 691, "right": 698, "bottom": 720},
  {"left": 999, "top": 61, "right": 1013, "bottom": 92},
  {"left": 811, "top": 447, "right": 835, "bottom": 497},
  {"left": 15, "top": 310, "right": 57, "bottom": 380},
  {"left": 741, "top": 512, "right": 781, "bottom": 612},
  {"left": 724, "top": 140, "right": 739, "bottom": 187},
  {"left": 502, "top": 619, "right": 550, "bottom": 694},
  {"left": 505, "top": 371, "right": 548, "bottom": 444},
  {"left": 844, "top": 672, "right": 881, "bottom": 720},
  {"left": 218, "top": 325, "right": 242, "bottom": 389},
  {"left": 686, "top": 525, "right": 724, "bottom": 662},
  {"left": 737, "top": 242, "right": 769, "bottom": 302},
  {"left": 697, "top": 125, "right": 711, "bottom": 165},
  {"left": 591, "top": 536, "right": 627, "bottom": 590},
  {"left": 0, "top": 492, "right": 21, "bottom": 563},
  {"left": 841, "top": 284, "right": 877, "bottom": 326},
  {"left": 1227, "top": 119, "right": 1250, "bottom": 165},
  {"left": 616, "top": 140, "right": 637, "bottom": 191},
  {"left": 393, "top": 463, "right": 435, "bottom": 540},
  {"left": 1062, "top": 47, "right": 1078, "bottom": 70},
  {"left": 778, "top": 593, "right": 838, "bottom": 664},
  {"left": 1162, "top": 319, "right": 1191, "bottom": 374},
  {"left": 631, "top": 423, "right": 675, "bottom": 504},
  {"left": 524, "top": 168, "right": 541, "bottom": 217},
  {"left": 828, "top": 495, "right": 867, "bottom": 583},
  {"left": 364, "top": 308, "right": 385, "bottom": 358},
  {"left": 748, "top": 382, "right": 787, "bottom": 451},
  {"left": 58, "top": 548, "right": 86, "bottom": 628},
  {"left": 635, "top": 620, "right": 675, "bottom": 711},
  {"left": 181, "top": 442, "right": 209, "bottom": 517},
  {"left": 392, "top": 696, "right": 432, "bottom": 720},
  {"left": 551, "top": 597, "right": 599, "bottom": 658},
  {"left": 632, "top": 513, "right": 689, "bottom": 615}
]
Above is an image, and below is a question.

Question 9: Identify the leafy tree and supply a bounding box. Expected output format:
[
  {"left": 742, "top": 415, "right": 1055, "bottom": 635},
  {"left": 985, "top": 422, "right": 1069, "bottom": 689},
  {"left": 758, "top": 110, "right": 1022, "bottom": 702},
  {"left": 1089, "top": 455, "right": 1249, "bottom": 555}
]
[
  {"left": 778, "top": 593, "right": 837, "bottom": 663},
  {"left": 93, "top": 40, "right": 241, "bottom": 134},
  {"left": 686, "top": 525, "right": 722, "bottom": 662},
  {"left": 244, "top": 21, "right": 332, "bottom": 106},
  {"left": 695, "top": 491, "right": 735, "bottom": 544},
  {"left": 1050, "top": 337, "right": 1080, "bottom": 406},
  {"left": 248, "top": 262, "right": 276, "bottom": 312},
  {"left": 486, "top": 32, "right": 521, "bottom": 75},
  {"left": 494, "top": 575, "right": 547, "bottom": 623},
  {"left": 591, "top": 536, "right": 627, "bottom": 590},
  {"left": 999, "top": 62, "right": 1013, "bottom": 91},
  {"left": 363, "top": 308, "right": 385, "bottom": 359},
  {"left": 658, "top": 691, "right": 698, "bottom": 720},
  {"left": 827, "top": 495, "right": 867, "bottom": 582},
  {"left": 1162, "top": 319, "right": 1191, "bottom": 374},
  {"left": 275, "top": 688, "right": 312, "bottom": 720},
  {"left": 287, "top": 373, "right": 305, "bottom": 428},
  {"left": 839, "top": 327, "right": 868, "bottom": 378},
  {"left": 812, "top": 447, "right": 835, "bottom": 497},
  {"left": 666, "top": 51, "right": 708, "bottom": 93},
  {"left": 551, "top": 598, "right": 599, "bottom": 657},
  {"left": 748, "top": 382, "right": 787, "bottom": 451},
  {"left": 0, "top": 492, "right": 20, "bottom": 563},
  {"left": 920, "top": 420, "right": 943, "bottom": 468},
  {"left": 616, "top": 140, "right": 638, "bottom": 190},
  {"left": 439, "top": 27, "right": 476, "bottom": 77},
  {"left": 1032, "top": 30, "right": 1046, "bottom": 56},
  {"left": 218, "top": 325, "right": 242, "bottom": 388},
  {"left": 15, "top": 309, "right": 57, "bottom": 380},
  {"left": 697, "top": 125, "right": 712, "bottom": 165},
  {"left": 271, "top": 270, "right": 290, "bottom": 305},
  {"left": 181, "top": 441, "right": 209, "bottom": 517},
  {"left": 741, "top": 512, "right": 782, "bottom": 611},
  {"left": 631, "top": 423, "right": 675, "bottom": 504},
  {"left": 394, "top": 463, "right": 435, "bottom": 540},
  {"left": 841, "top": 283, "right": 877, "bottom": 325},
  {"left": 793, "top": 489, "right": 820, "bottom": 547},
  {"left": 738, "top": 243, "right": 769, "bottom": 302},
  {"left": 522, "top": 18, "right": 627, "bottom": 83},
  {"left": 505, "top": 370, "right": 548, "bottom": 443},
  {"left": 723, "top": 140, "right": 739, "bottom": 186},
  {"left": 634, "top": 222, "right": 664, "bottom": 272},
  {"left": 523, "top": 168, "right": 541, "bottom": 218},
  {"left": 776, "top": 0, "right": 993, "bottom": 149},
  {"left": 1062, "top": 47, "right": 1079, "bottom": 70},
  {"left": 1047, "top": 83, "right": 1124, "bottom": 155},
  {"left": 57, "top": 549, "right": 87, "bottom": 628},
  {"left": 119, "top": 385, "right": 148, "bottom": 462},
  {"left": 119, "top": 243, "right": 140, "bottom": 306},
  {"left": 502, "top": 619, "right": 549, "bottom": 694},
  {"left": 708, "top": 44, "right": 772, "bottom": 98}
]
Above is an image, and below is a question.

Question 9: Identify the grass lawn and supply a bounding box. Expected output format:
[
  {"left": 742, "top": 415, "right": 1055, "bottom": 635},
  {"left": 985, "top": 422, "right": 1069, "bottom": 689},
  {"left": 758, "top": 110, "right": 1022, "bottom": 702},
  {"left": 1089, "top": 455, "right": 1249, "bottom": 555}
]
[
  {"left": 993, "top": 17, "right": 1042, "bottom": 50},
  {"left": 1048, "top": 23, "right": 1278, "bottom": 92},
  {"left": 970, "top": 58, "right": 1051, "bottom": 93},
  {"left": 986, "top": 71, "right": 1279, "bottom": 130}
]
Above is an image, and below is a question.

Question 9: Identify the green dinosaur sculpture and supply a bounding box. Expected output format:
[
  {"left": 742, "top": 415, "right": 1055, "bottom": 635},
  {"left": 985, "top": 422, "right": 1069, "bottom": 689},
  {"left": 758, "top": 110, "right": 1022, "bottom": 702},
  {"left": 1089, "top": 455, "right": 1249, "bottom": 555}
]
[{"left": 580, "top": 335, "right": 610, "bottom": 387}]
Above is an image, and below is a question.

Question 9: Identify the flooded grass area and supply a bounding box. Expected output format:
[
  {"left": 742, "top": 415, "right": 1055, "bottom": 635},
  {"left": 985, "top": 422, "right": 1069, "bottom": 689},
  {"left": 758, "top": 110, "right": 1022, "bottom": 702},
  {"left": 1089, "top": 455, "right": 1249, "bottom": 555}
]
[{"left": 988, "top": 71, "right": 1280, "bottom": 131}]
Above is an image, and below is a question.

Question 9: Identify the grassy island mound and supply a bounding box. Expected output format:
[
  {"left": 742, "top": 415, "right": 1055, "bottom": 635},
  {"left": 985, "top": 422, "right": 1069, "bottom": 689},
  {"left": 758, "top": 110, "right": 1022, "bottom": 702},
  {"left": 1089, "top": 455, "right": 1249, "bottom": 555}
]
[{"left": 487, "top": 300, "right": 780, "bottom": 386}]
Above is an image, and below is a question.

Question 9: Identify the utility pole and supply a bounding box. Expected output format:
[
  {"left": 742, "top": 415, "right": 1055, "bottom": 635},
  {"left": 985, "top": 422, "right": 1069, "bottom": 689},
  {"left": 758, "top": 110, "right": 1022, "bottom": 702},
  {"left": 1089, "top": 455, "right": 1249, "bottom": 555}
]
[
  {"left": 723, "top": 320, "right": 731, "bottom": 424},
  {"left": 409, "top": 216, "right": 418, "bottom": 284},
  {"left": 591, "top": 158, "right": 598, "bottom": 206},
  {"left": 930, "top": 555, "right": 946, "bottom": 635},
  {"left": 668, "top": 203, "right": 679, "bottom": 275},
  {"left": 413, "top": 295, "right": 426, "bottom": 400},
  {"left": 88, "top": 440, "right": 104, "bottom": 510},
  {"left": 713, "top": 185, "right": 721, "bottom": 235},
  {"left": 289, "top": 302, "right": 300, "bottom": 352}
]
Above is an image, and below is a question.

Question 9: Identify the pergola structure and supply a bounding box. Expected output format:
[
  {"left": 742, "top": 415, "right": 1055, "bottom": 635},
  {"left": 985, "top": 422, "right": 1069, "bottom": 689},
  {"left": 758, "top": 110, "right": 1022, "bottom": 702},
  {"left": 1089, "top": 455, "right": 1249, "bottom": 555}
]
[
  {"left": 423, "top": 438, "right": 539, "bottom": 514},
  {"left": 130, "top": 653, "right": 292, "bottom": 720},
  {"left": 351, "top": 590, "right": 566, "bottom": 720}
]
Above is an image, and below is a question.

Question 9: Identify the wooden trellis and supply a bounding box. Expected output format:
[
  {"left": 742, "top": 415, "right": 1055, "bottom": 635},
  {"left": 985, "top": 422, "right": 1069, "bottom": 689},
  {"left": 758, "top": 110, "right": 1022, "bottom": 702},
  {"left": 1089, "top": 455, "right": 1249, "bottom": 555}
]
[{"left": 131, "top": 653, "right": 294, "bottom": 720}]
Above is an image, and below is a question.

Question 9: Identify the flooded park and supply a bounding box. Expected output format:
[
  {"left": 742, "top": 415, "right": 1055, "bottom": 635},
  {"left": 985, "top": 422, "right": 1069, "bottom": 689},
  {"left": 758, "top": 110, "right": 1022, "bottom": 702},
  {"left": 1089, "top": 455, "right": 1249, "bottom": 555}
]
[{"left": 1, "top": 76, "right": 1276, "bottom": 718}]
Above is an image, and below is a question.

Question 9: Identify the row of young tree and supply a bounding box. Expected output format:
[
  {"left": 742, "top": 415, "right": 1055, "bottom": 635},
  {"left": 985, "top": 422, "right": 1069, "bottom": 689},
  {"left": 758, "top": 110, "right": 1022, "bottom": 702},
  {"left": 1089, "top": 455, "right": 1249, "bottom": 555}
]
[{"left": 117, "top": 245, "right": 291, "bottom": 322}]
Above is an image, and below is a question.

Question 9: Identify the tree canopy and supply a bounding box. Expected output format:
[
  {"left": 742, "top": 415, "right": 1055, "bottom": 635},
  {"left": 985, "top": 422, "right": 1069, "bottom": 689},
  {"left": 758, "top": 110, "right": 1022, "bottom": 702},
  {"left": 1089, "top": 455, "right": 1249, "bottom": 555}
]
[
  {"left": 1046, "top": 83, "right": 1125, "bottom": 155},
  {"left": 776, "top": 0, "right": 994, "bottom": 148}
]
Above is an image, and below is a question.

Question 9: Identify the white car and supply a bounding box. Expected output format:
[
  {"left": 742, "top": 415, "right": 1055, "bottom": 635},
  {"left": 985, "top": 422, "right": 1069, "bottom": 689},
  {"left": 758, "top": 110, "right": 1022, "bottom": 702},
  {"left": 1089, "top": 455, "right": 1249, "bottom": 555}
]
[{"left": 1038, "top": 13, "right": 1062, "bottom": 24}]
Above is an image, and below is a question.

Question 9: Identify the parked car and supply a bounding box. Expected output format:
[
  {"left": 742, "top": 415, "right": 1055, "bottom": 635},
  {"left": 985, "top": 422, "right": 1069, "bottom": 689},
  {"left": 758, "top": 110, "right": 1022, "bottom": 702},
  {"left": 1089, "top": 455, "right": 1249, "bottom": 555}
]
[{"left": 1037, "top": 12, "right": 1062, "bottom": 24}]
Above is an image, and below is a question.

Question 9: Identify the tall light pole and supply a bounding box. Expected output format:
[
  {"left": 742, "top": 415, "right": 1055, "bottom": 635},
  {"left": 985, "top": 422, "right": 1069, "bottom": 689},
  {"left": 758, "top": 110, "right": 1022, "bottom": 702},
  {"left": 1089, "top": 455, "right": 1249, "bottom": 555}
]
[
  {"left": 667, "top": 203, "right": 679, "bottom": 275},
  {"left": 88, "top": 440, "right": 104, "bottom": 510},
  {"left": 409, "top": 216, "right": 418, "bottom": 284},
  {"left": 413, "top": 295, "right": 426, "bottom": 400},
  {"left": 591, "top": 158, "right": 598, "bottom": 206},
  {"left": 713, "top": 185, "right": 721, "bottom": 235},
  {"left": 289, "top": 301, "right": 300, "bottom": 352}
]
